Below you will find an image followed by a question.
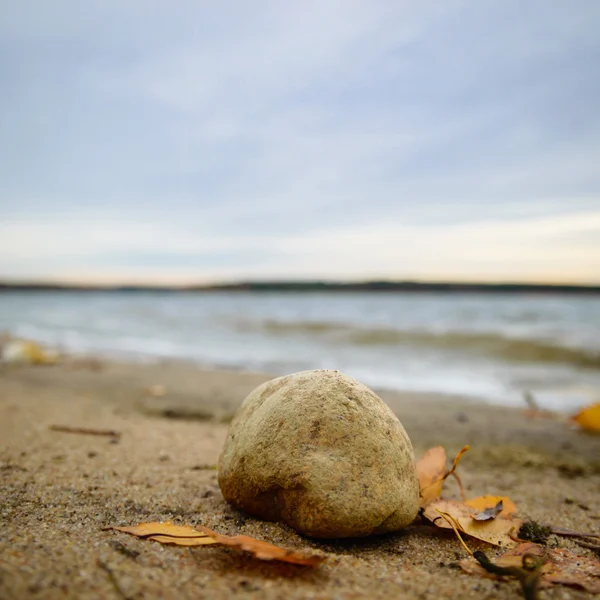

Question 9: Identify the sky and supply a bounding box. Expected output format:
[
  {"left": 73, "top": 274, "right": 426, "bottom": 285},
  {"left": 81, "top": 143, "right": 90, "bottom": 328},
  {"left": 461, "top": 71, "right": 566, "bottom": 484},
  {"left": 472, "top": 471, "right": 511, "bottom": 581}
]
[{"left": 1, "top": 1, "right": 599, "bottom": 285}]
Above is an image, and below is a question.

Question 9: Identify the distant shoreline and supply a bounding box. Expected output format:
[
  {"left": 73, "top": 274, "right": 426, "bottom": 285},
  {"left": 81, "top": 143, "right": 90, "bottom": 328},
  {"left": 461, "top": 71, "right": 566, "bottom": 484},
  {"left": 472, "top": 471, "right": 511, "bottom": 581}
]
[{"left": 1, "top": 280, "right": 599, "bottom": 294}]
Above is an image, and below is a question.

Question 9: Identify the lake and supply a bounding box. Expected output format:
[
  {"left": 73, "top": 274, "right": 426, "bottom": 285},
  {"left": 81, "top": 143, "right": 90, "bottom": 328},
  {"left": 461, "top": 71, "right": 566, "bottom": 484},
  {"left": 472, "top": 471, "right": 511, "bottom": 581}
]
[{"left": 1, "top": 290, "right": 599, "bottom": 411}]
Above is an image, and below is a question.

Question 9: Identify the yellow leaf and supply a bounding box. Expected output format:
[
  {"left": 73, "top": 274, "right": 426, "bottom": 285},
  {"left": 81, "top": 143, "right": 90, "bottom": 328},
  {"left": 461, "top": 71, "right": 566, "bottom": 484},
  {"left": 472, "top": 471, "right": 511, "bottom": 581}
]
[
  {"left": 571, "top": 403, "right": 600, "bottom": 433},
  {"left": 108, "top": 521, "right": 325, "bottom": 567},
  {"left": 416, "top": 445, "right": 469, "bottom": 506},
  {"left": 110, "top": 522, "right": 217, "bottom": 546},
  {"left": 2, "top": 339, "right": 58, "bottom": 365},
  {"left": 423, "top": 499, "right": 522, "bottom": 547}
]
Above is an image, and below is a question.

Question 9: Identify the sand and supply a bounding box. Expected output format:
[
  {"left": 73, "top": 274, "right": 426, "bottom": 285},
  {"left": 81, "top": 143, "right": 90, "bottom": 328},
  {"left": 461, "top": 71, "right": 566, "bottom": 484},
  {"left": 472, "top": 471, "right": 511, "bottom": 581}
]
[{"left": 1, "top": 358, "right": 599, "bottom": 599}]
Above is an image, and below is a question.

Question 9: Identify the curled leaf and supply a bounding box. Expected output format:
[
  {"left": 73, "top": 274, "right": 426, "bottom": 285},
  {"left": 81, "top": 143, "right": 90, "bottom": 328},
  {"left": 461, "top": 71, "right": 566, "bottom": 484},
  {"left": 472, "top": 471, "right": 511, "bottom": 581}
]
[
  {"left": 416, "top": 445, "right": 469, "bottom": 506},
  {"left": 471, "top": 500, "right": 504, "bottom": 521},
  {"left": 196, "top": 525, "right": 325, "bottom": 566},
  {"left": 416, "top": 446, "right": 447, "bottom": 506},
  {"left": 108, "top": 521, "right": 325, "bottom": 567}
]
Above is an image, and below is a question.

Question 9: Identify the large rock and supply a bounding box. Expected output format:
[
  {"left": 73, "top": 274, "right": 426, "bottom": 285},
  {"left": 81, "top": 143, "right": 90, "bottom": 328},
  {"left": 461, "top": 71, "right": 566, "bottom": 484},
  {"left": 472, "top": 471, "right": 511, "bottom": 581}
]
[{"left": 218, "top": 369, "right": 419, "bottom": 538}]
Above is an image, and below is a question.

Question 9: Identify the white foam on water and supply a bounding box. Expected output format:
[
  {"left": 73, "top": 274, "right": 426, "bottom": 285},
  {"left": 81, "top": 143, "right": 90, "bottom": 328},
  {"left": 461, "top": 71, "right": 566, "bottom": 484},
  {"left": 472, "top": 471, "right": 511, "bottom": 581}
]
[{"left": 1, "top": 290, "right": 599, "bottom": 412}]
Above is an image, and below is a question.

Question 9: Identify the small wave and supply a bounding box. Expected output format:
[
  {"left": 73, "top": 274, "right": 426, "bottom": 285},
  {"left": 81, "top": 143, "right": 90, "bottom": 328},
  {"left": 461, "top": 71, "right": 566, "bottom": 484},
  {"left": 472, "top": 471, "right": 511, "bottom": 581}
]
[
  {"left": 260, "top": 320, "right": 349, "bottom": 335},
  {"left": 247, "top": 319, "right": 600, "bottom": 369}
]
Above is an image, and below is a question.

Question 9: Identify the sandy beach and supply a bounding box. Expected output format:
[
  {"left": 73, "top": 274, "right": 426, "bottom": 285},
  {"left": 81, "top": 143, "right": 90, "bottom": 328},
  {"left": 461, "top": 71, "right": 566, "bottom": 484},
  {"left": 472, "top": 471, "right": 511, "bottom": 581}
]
[{"left": 1, "top": 358, "right": 599, "bottom": 599}]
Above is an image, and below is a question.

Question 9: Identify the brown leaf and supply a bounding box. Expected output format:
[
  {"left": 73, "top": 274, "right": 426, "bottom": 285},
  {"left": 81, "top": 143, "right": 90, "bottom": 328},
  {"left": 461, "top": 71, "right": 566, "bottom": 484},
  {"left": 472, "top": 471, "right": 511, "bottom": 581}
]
[
  {"left": 416, "top": 446, "right": 447, "bottom": 506},
  {"left": 465, "top": 495, "right": 518, "bottom": 519},
  {"left": 460, "top": 542, "right": 600, "bottom": 593},
  {"left": 108, "top": 521, "right": 325, "bottom": 567},
  {"left": 196, "top": 525, "right": 325, "bottom": 566},
  {"left": 571, "top": 403, "right": 600, "bottom": 433},
  {"left": 423, "top": 499, "right": 522, "bottom": 547},
  {"left": 416, "top": 445, "right": 469, "bottom": 506}
]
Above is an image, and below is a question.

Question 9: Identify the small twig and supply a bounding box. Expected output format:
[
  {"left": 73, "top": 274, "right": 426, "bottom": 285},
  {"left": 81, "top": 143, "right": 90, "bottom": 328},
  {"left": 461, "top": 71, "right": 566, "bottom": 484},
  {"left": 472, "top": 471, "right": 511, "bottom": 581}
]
[
  {"left": 474, "top": 551, "right": 544, "bottom": 600},
  {"left": 437, "top": 509, "right": 473, "bottom": 556},
  {"left": 574, "top": 540, "right": 600, "bottom": 557},
  {"left": 523, "top": 391, "right": 539, "bottom": 411},
  {"left": 450, "top": 472, "right": 467, "bottom": 502},
  {"left": 550, "top": 527, "right": 600, "bottom": 539},
  {"left": 448, "top": 445, "right": 470, "bottom": 476},
  {"left": 49, "top": 425, "right": 121, "bottom": 439},
  {"left": 444, "top": 445, "right": 469, "bottom": 501}
]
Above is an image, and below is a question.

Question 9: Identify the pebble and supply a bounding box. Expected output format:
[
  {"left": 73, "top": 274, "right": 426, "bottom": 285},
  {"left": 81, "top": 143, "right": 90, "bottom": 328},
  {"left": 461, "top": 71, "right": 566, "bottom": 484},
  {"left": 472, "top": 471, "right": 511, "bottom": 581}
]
[{"left": 218, "top": 369, "right": 419, "bottom": 538}]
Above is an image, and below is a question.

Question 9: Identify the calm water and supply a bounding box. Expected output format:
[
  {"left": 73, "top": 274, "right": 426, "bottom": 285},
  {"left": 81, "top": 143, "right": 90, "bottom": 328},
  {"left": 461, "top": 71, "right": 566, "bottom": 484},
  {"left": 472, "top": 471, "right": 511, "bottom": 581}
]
[{"left": 1, "top": 291, "right": 599, "bottom": 411}]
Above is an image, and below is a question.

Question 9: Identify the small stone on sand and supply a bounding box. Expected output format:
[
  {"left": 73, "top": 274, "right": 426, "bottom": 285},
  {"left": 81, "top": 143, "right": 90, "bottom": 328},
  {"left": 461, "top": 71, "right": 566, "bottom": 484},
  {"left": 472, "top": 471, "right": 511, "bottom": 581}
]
[{"left": 218, "top": 369, "right": 419, "bottom": 538}]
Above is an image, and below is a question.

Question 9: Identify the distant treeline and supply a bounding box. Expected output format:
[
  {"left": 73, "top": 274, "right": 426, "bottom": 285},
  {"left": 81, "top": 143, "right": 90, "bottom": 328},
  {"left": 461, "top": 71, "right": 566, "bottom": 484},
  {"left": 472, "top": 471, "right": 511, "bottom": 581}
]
[{"left": 1, "top": 281, "right": 599, "bottom": 294}]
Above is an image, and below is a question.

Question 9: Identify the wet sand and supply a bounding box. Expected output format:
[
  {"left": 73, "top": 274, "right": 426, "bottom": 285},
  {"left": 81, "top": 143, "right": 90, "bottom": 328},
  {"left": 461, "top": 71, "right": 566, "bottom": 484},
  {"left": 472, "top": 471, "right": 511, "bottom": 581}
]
[{"left": 1, "top": 359, "right": 599, "bottom": 599}]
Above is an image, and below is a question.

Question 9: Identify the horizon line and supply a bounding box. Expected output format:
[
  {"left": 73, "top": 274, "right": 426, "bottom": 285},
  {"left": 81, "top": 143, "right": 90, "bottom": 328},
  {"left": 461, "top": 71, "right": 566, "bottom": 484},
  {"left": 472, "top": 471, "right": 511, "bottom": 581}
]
[{"left": 1, "top": 278, "right": 599, "bottom": 293}]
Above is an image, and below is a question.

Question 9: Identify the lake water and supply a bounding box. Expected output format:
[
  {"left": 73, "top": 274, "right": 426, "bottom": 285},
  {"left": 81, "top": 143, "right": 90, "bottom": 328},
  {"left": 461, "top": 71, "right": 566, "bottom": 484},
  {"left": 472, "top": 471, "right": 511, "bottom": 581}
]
[{"left": 1, "top": 291, "right": 599, "bottom": 411}]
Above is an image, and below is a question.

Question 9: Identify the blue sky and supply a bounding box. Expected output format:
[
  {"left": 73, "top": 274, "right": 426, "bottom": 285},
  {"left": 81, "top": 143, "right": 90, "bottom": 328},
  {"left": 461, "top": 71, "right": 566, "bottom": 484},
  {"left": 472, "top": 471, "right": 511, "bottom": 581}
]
[{"left": 1, "top": 1, "right": 599, "bottom": 284}]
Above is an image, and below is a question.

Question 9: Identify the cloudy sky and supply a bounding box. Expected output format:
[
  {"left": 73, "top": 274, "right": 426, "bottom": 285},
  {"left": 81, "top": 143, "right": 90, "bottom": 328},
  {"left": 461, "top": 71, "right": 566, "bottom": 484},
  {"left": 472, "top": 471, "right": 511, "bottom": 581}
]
[{"left": 1, "top": 1, "right": 599, "bottom": 284}]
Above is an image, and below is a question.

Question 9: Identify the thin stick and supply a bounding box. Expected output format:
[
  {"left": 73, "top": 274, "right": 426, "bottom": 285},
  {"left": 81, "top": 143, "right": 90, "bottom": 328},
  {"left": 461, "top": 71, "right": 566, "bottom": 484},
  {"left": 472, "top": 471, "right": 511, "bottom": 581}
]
[
  {"left": 450, "top": 472, "right": 467, "bottom": 502},
  {"left": 448, "top": 445, "right": 470, "bottom": 476},
  {"left": 551, "top": 527, "right": 600, "bottom": 539},
  {"left": 575, "top": 540, "right": 600, "bottom": 550},
  {"left": 436, "top": 509, "right": 473, "bottom": 556},
  {"left": 444, "top": 445, "right": 469, "bottom": 501},
  {"left": 49, "top": 425, "right": 121, "bottom": 438}
]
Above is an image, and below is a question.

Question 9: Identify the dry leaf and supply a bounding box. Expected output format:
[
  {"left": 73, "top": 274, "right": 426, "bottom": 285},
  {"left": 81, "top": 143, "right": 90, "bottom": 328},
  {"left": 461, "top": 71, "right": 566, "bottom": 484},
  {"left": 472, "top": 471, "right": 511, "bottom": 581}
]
[
  {"left": 109, "top": 522, "right": 218, "bottom": 546},
  {"left": 416, "top": 446, "right": 447, "bottom": 506},
  {"left": 196, "top": 525, "right": 325, "bottom": 566},
  {"left": 571, "top": 403, "right": 600, "bottom": 433},
  {"left": 1, "top": 339, "right": 58, "bottom": 365},
  {"left": 423, "top": 499, "right": 522, "bottom": 547},
  {"left": 460, "top": 542, "right": 600, "bottom": 593},
  {"left": 108, "top": 521, "right": 325, "bottom": 567},
  {"left": 466, "top": 496, "right": 518, "bottom": 519},
  {"left": 416, "top": 445, "right": 469, "bottom": 506}
]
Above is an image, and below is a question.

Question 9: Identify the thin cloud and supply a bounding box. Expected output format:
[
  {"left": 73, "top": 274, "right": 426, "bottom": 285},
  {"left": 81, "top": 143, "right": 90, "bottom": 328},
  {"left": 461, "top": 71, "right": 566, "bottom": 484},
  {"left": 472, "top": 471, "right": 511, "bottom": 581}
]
[{"left": 0, "top": 1, "right": 599, "bottom": 282}]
